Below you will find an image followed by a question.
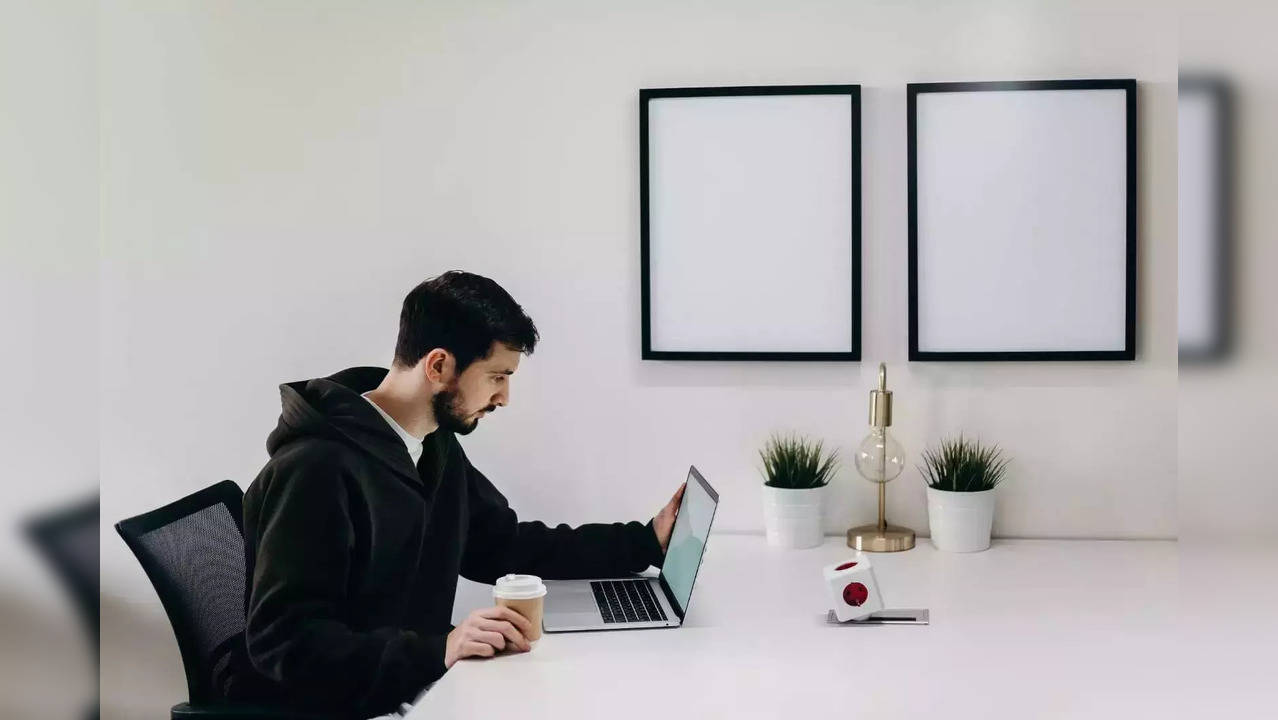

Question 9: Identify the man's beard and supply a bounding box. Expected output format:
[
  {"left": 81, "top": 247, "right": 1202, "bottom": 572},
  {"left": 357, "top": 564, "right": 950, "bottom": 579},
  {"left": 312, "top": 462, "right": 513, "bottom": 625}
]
[{"left": 432, "top": 385, "right": 495, "bottom": 436}]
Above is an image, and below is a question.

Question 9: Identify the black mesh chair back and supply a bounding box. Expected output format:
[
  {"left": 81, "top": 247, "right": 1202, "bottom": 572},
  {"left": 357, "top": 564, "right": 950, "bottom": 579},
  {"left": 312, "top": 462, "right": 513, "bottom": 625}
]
[{"left": 115, "top": 481, "right": 249, "bottom": 708}]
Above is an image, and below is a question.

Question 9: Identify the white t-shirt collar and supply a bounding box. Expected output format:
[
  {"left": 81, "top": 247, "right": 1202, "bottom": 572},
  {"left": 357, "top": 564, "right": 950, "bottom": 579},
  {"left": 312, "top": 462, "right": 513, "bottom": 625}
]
[{"left": 361, "top": 392, "right": 425, "bottom": 467}]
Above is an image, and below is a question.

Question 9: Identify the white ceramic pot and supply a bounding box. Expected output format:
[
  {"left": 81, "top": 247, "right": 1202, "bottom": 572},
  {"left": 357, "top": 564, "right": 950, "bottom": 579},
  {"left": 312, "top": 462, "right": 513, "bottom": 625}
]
[
  {"left": 762, "top": 484, "right": 825, "bottom": 549},
  {"left": 926, "top": 486, "right": 996, "bottom": 552}
]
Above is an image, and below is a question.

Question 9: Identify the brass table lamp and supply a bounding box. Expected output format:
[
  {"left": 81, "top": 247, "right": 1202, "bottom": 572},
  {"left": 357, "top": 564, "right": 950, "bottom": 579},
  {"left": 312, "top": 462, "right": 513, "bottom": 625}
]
[{"left": 847, "top": 363, "right": 915, "bottom": 552}]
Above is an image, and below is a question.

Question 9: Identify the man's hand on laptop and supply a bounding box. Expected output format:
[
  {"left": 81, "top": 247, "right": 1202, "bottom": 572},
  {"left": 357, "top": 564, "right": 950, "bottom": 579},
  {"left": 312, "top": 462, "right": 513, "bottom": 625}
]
[
  {"left": 444, "top": 606, "right": 533, "bottom": 667},
  {"left": 652, "top": 482, "right": 686, "bottom": 553}
]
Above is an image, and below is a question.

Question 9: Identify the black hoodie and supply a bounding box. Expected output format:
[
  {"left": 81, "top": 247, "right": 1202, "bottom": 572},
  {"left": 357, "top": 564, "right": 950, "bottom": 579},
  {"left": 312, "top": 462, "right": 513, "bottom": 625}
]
[{"left": 230, "top": 367, "right": 664, "bottom": 718}]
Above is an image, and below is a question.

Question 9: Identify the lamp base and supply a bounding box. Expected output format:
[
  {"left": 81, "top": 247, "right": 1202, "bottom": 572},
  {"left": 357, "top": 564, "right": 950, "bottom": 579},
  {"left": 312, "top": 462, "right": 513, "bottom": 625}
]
[{"left": 846, "top": 524, "right": 916, "bottom": 552}]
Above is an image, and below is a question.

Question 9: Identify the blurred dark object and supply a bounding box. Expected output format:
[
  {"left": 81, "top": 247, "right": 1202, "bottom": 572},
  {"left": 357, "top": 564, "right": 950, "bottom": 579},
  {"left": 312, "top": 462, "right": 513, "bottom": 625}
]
[
  {"left": 115, "top": 481, "right": 329, "bottom": 720},
  {"left": 1178, "top": 74, "right": 1235, "bottom": 362},
  {"left": 24, "top": 495, "right": 101, "bottom": 720},
  {"left": 24, "top": 495, "right": 100, "bottom": 649}
]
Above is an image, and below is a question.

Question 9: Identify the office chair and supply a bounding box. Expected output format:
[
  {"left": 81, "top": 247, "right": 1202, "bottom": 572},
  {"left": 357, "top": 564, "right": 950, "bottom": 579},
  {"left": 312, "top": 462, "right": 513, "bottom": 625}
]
[{"left": 116, "top": 480, "right": 329, "bottom": 720}]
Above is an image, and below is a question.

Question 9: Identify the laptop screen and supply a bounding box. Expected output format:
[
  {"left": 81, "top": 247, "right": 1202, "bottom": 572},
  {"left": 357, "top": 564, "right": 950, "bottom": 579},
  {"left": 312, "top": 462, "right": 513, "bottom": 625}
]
[{"left": 659, "top": 466, "right": 718, "bottom": 616}]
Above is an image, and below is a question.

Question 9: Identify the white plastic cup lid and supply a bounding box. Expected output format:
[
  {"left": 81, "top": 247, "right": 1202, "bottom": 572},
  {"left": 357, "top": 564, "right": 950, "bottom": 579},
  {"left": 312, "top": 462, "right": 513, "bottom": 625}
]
[{"left": 493, "top": 574, "right": 547, "bottom": 600}]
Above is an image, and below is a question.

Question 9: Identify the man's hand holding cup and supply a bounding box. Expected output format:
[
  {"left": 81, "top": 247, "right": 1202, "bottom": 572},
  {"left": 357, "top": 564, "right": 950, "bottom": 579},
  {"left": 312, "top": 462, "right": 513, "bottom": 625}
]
[
  {"left": 444, "top": 574, "right": 547, "bottom": 668},
  {"left": 444, "top": 606, "right": 533, "bottom": 668}
]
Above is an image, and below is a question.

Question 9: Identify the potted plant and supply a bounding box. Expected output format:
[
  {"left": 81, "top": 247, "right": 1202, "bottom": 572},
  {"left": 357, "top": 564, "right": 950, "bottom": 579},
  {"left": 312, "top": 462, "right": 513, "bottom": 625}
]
[
  {"left": 919, "top": 435, "right": 1010, "bottom": 553},
  {"left": 759, "top": 433, "right": 839, "bottom": 549}
]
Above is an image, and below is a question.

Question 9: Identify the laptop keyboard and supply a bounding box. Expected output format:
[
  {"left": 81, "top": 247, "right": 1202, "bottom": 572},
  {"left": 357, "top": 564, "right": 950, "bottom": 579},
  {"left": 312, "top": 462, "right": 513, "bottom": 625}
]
[{"left": 590, "top": 579, "right": 669, "bottom": 624}]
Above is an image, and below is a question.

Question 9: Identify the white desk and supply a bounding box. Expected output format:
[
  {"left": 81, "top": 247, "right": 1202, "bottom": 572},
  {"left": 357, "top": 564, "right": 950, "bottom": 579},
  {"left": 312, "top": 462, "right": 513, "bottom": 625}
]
[{"left": 412, "top": 535, "right": 1178, "bottom": 719}]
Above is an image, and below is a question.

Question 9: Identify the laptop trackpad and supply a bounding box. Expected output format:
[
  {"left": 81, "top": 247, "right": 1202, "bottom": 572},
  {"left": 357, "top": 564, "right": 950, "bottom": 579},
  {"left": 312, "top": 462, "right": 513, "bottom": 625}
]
[
  {"left": 546, "top": 582, "right": 600, "bottom": 615},
  {"left": 543, "top": 582, "right": 604, "bottom": 629},
  {"left": 544, "top": 580, "right": 592, "bottom": 608}
]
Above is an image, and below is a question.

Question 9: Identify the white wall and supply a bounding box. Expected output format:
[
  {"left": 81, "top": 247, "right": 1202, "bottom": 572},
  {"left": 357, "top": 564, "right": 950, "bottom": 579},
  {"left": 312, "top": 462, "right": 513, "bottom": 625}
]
[
  {"left": 1, "top": 2, "right": 99, "bottom": 718},
  {"left": 98, "top": 0, "right": 1176, "bottom": 716}
]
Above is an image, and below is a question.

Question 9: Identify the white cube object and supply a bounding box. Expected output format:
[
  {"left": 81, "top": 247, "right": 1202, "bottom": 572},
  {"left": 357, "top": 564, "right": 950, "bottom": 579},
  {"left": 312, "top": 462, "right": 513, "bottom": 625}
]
[{"left": 823, "top": 552, "right": 885, "bottom": 622}]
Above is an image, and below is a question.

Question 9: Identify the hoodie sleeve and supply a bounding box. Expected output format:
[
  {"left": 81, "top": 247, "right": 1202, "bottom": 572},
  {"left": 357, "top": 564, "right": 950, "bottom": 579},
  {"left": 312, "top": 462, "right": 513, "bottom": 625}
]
[
  {"left": 458, "top": 457, "right": 666, "bottom": 585},
  {"left": 244, "top": 444, "right": 448, "bottom": 717}
]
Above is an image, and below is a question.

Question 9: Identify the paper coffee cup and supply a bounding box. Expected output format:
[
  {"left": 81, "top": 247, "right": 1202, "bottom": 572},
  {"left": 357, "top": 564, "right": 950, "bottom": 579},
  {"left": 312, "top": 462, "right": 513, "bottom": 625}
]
[{"left": 493, "top": 574, "right": 547, "bottom": 643}]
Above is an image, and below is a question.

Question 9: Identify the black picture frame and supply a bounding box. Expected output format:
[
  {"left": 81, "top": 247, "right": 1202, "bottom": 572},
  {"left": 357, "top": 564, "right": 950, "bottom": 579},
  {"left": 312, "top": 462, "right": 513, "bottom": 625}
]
[
  {"left": 907, "top": 79, "right": 1138, "bottom": 362},
  {"left": 640, "top": 85, "right": 862, "bottom": 361}
]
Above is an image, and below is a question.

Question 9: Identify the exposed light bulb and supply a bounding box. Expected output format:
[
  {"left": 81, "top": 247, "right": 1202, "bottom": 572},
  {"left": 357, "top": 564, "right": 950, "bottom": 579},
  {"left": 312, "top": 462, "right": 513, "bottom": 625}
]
[{"left": 854, "top": 426, "right": 905, "bottom": 485}]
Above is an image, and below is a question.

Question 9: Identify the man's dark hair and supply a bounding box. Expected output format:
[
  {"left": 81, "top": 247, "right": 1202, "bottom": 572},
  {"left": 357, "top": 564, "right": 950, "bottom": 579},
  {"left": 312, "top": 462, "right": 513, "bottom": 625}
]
[{"left": 394, "top": 271, "right": 539, "bottom": 372}]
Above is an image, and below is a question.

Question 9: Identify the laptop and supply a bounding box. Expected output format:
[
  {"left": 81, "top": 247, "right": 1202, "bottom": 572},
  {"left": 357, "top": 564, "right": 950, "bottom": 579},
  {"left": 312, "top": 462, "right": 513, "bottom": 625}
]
[{"left": 542, "top": 465, "right": 718, "bottom": 632}]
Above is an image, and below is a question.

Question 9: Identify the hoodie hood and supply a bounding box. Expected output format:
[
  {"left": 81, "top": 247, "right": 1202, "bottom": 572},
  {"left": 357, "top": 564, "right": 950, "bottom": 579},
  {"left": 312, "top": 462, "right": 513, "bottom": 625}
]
[{"left": 267, "top": 366, "right": 437, "bottom": 485}]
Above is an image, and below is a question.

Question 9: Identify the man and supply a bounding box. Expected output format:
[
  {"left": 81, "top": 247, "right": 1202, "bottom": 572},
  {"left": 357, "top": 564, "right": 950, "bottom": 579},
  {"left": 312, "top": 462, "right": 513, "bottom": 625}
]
[{"left": 229, "top": 271, "right": 684, "bottom": 718}]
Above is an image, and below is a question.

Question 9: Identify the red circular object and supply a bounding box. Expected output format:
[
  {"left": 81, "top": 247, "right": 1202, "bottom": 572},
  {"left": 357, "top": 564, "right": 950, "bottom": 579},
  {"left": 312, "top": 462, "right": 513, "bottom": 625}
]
[
  {"left": 842, "top": 582, "right": 869, "bottom": 607},
  {"left": 835, "top": 561, "right": 859, "bottom": 571}
]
